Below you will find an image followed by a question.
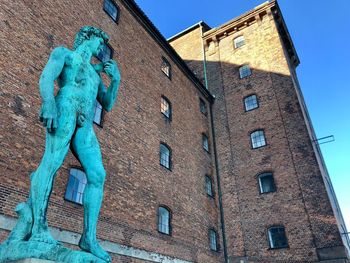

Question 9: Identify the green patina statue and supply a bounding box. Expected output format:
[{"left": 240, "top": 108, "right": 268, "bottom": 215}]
[{"left": 0, "top": 26, "right": 121, "bottom": 263}]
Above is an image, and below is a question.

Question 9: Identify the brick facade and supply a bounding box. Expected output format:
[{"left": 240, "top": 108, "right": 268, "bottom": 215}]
[{"left": 0, "top": 0, "right": 348, "bottom": 262}]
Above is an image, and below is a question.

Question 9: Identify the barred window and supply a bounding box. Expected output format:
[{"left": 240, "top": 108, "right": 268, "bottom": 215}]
[
  {"left": 202, "top": 133, "right": 209, "bottom": 152},
  {"left": 205, "top": 175, "right": 213, "bottom": 197},
  {"left": 158, "top": 206, "right": 171, "bottom": 235},
  {"left": 239, "top": 65, "right": 251, "bottom": 78},
  {"left": 268, "top": 226, "right": 288, "bottom": 249},
  {"left": 244, "top": 94, "right": 259, "bottom": 111},
  {"left": 161, "top": 96, "right": 171, "bottom": 120},
  {"left": 200, "top": 98, "right": 207, "bottom": 116},
  {"left": 103, "top": 0, "right": 119, "bottom": 22},
  {"left": 93, "top": 100, "right": 103, "bottom": 126},
  {"left": 97, "top": 43, "right": 113, "bottom": 63},
  {"left": 160, "top": 143, "right": 171, "bottom": 170},
  {"left": 209, "top": 229, "right": 218, "bottom": 251},
  {"left": 161, "top": 57, "right": 171, "bottom": 78},
  {"left": 250, "top": 130, "right": 266, "bottom": 149},
  {"left": 258, "top": 173, "right": 276, "bottom": 193},
  {"left": 65, "top": 168, "right": 87, "bottom": 204},
  {"left": 234, "top": 36, "right": 245, "bottom": 48}
]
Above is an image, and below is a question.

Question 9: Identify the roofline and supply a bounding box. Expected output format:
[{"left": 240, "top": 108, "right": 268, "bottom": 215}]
[
  {"left": 167, "top": 21, "right": 211, "bottom": 42},
  {"left": 119, "top": 0, "right": 215, "bottom": 103},
  {"left": 202, "top": 0, "right": 299, "bottom": 67}
]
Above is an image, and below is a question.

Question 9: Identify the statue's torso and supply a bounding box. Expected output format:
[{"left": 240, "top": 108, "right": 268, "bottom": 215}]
[{"left": 56, "top": 50, "right": 101, "bottom": 122}]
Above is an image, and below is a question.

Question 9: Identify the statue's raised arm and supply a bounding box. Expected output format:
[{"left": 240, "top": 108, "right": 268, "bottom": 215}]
[{"left": 97, "top": 59, "right": 121, "bottom": 112}]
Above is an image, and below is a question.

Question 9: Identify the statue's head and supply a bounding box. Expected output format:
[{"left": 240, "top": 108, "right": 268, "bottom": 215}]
[{"left": 73, "top": 26, "right": 110, "bottom": 55}]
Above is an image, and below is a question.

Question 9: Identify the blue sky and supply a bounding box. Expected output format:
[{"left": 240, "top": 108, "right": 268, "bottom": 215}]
[{"left": 135, "top": 0, "right": 350, "bottom": 231}]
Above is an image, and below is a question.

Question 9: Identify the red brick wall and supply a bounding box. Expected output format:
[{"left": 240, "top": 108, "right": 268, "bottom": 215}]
[
  {"left": 169, "top": 4, "right": 346, "bottom": 262},
  {"left": 0, "top": 0, "right": 222, "bottom": 262}
]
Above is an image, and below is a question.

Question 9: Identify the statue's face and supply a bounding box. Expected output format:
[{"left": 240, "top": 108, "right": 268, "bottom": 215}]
[{"left": 85, "top": 36, "right": 105, "bottom": 56}]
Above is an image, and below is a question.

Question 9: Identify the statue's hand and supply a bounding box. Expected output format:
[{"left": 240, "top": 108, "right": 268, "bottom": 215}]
[
  {"left": 39, "top": 99, "right": 58, "bottom": 133},
  {"left": 103, "top": 60, "right": 120, "bottom": 81}
]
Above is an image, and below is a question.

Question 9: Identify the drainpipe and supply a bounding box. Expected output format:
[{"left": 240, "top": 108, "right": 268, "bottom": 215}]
[{"left": 200, "top": 23, "right": 229, "bottom": 263}]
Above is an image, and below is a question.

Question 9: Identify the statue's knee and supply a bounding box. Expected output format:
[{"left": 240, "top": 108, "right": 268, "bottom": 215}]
[{"left": 88, "top": 168, "right": 106, "bottom": 187}]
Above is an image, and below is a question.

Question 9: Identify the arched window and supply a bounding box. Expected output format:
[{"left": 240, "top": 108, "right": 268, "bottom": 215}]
[
  {"left": 158, "top": 206, "right": 171, "bottom": 235},
  {"left": 239, "top": 64, "right": 251, "bottom": 78},
  {"left": 205, "top": 175, "right": 214, "bottom": 197},
  {"left": 258, "top": 172, "right": 276, "bottom": 193},
  {"left": 93, "top": 100, "right": 104, "bottom": 126},
  {"left": 250, "top": 130, "right": 266, "bottom": 149},
  {"left": 202, "top": 133, "right": 209, "bottom": 152},
  {"left": 103, "top": 0, "right": 120, "bottom": 22},
  {"left": 161, "top": 57, "right": 171, "bottom": 78},
  {"left": 160, "top": 143, "right": 171, "bottom": 169},
  {"left": 234, "top": 35, "right": 245, "bottom": 48},
  {"left": 65, "top": 168, "right": 87, "bottom": 204},
  {"left": 244, "top": 94, "right": 259, "bottom": 111},
  {"left": 209, "top": 229, "right": 218, "bottom": 251},
  {"left": 161, "top": 96, "right": 171, "bottom": 120},
  {"left": 199, "top": 98, "right": 207, "bottom": 116},
  {"left": 268, "top": 226, "right": 288, "bottom": 249}
]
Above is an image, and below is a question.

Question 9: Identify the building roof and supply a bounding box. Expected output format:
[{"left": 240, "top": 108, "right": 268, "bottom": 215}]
[{"left": 120, "top": 0, "right": 215, "bottom": 103}]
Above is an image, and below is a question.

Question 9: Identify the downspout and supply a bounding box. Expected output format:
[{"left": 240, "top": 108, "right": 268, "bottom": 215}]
[{"left": 200, "top": 23, "right": 229, "bottom": 263}]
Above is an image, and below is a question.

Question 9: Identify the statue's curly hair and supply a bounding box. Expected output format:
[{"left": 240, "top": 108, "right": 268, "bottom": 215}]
[{"left": 73, "top": 26, "right": 109, "bottom": 50}]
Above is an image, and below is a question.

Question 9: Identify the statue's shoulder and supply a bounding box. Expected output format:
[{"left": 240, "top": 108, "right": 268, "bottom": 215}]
[{"left": 50, "top": 46, "right": 72, "bottom": 59}]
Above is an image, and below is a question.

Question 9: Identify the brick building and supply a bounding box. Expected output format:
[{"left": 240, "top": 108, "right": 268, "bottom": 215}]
[{"left": 0, "top": 0, "right": 348, "bottom": 262}]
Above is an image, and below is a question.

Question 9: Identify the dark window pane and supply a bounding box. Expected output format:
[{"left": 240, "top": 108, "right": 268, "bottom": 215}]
[
  {"left": 234, "top": 36, "right": 245, "bottom": 48},
  {"left": 205, "top": 176, "right": 213, "bottom": 197},
  {"left": 93, "top": 100, "right": 103, "bottom": 125},
  {"left": 244, "top": 95, "right": 258, "bottom": 111},
  {"left": 200, "top": 98, "right": 207, "bottom": 116},
  {"left": 268, "top": 226, "right": 288, "bottom": 249},
  {"left": 209, "top": 229, "right": 218, "bottom": 251},
  {"left": 239, "top": 65, "right": 251, "bottom": 78},
  {"left": 251, "top": 130, "right": 266, "bottom": 149},
  {"left": 258, "top": 173, "right": 276, "bottom": 193},
  {"left": 103, "top": 0, "right": 118, "bottom": 21},
  {"left": 97, "top": 44, "right": 113, "bottom": 62},
  {"left": 202, "top": 134, "right": 209, "bottom": 152},
  {"left": 161, "top": 58, "right": 171, "bottom": 78},
  {"left": 158, "top": 207, "right": 170, "bottom": 234},
  {"left": 161, "top": 97, "right": 171, "bottom": 119},
  {"left": 65, "top": 168, "right": 87, "bottom": 204},
  {"left": 160, "top": 144, "right": 171, "bottom": 169}
]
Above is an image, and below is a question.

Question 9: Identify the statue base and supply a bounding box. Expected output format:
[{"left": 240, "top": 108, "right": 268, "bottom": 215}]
[
  {"left": 0, "top": 241, "right": 106, "bottom": 263},
  {"left": 11, "top": 259, "right": 55, "bottom": 263}
]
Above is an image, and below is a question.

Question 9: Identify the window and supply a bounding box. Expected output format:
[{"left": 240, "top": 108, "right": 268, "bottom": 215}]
[
  {"left": 234, "top": 36, "right": 245, "bottom": 48},
  {"left": 65, "top": 168, "right": 87, "bottom": 204},
  {"left": 161, "top": 57, "right": 171, "bottom": 78},
  {"left": 103, "top": 0, "right": 119, "bottom": 22},
  {"left": 250, "top": 130, "right": 266, "bottom": 149},
  {"left": 239, "top": 65, "right": 251, "bottom": 79},
  {"left": 209, "top": 229, "right": 218, "bottom": 251},
  {"left": 97, "top": 43, "right": 113, "bottom": 62},
  {"left": 160, "top": 143, "right": 171, "bottom": 170},
  {"left": 200, "top": 98, "right": 208, "bottom": 116},
  {"left": 202, "top": 134, "right": 209, "bottom": 152},
  {"left": 205, "top": 175, "right": 213, "bottom": 197},
  {"left": 161, "top": 96, "right": 171, "bottom": 120},
  {"left": 268, "top": 226, "right": 288, "bottom": 249},
  {"left": 258, "top": 173, "right": 276, "bottom": 194},
  {"left": 158, "top": 206, "right": 171, "bottom": 235},
  {"left": 93, "top": 100, "right": 103, "bottom": 126},
  {"left": 244, "top": 94, "right": 259, "bottom": 111}
]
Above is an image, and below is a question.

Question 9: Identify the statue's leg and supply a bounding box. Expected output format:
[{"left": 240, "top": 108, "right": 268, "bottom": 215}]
[
  {"left": 71, "top": 123, "right": 111, "bottom": 262},
  {"left": 29, "top": 103, "right": 76, "bottom": 244}
]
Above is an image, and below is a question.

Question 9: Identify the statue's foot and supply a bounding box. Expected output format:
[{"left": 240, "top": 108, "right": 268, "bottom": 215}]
[
  {"left": 79, "top": 235, "right": 111, "bottom": 262},
  {"left": 29, "top": 231, "right": 58, "bottom": 245}
]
